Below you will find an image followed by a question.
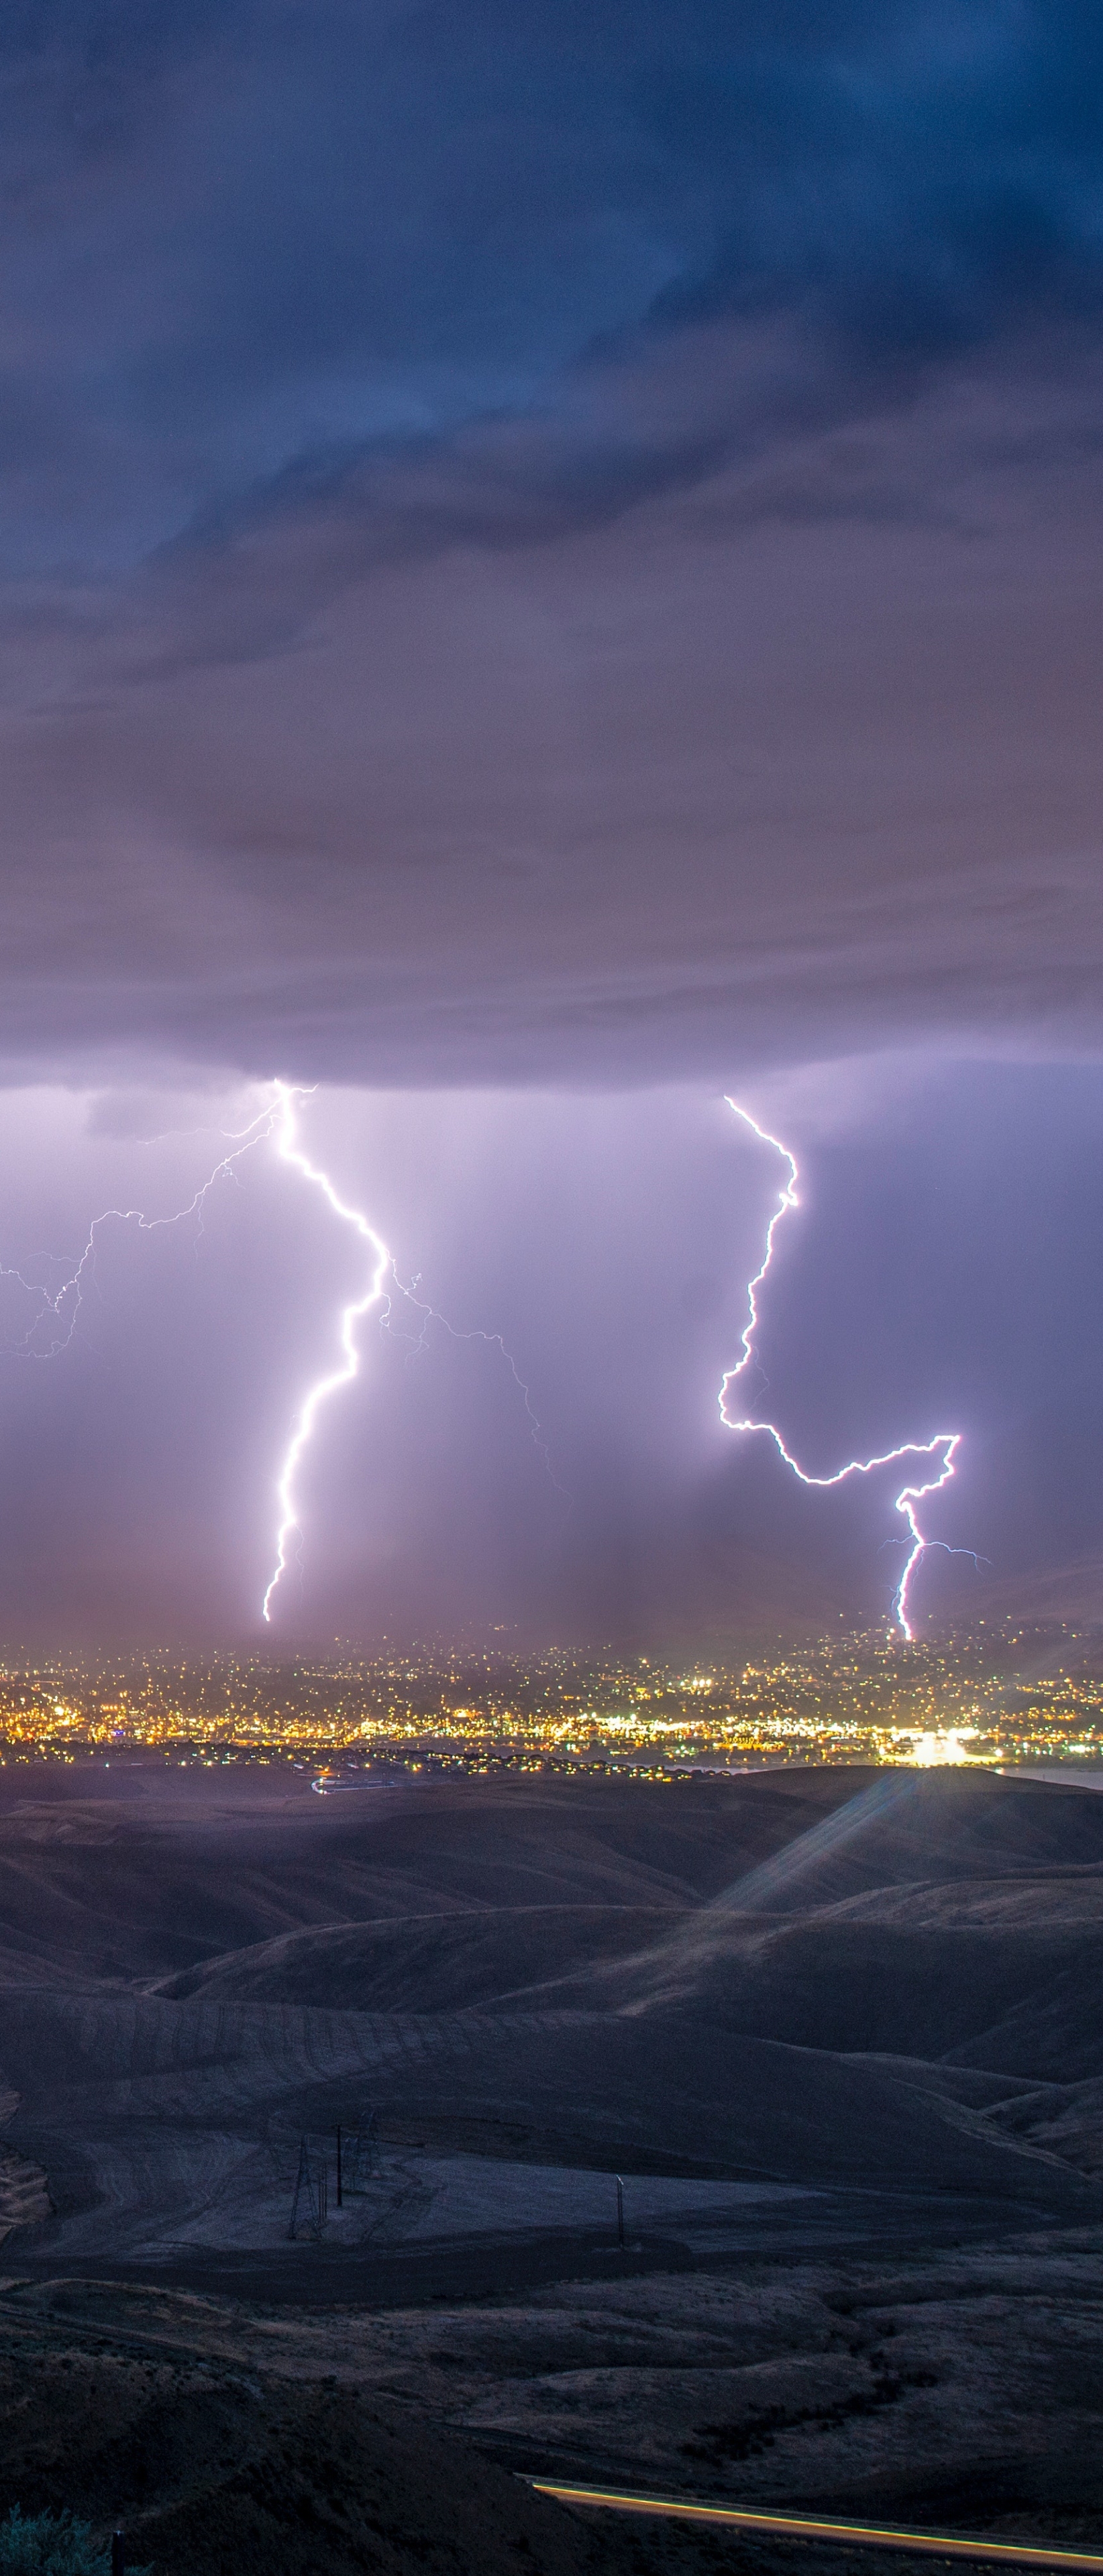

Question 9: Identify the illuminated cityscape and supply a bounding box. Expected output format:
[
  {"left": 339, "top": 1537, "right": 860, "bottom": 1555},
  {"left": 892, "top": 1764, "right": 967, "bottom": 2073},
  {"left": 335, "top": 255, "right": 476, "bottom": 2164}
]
[{"left": 1, "top": 1623, "right": 1101, "bottom": 1773}]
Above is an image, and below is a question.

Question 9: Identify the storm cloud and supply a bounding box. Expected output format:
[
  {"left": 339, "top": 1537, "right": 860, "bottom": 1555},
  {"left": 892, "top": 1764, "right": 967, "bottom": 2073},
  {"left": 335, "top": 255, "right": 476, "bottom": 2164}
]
[
  {"left": 0, "top": 0, "right": 1100, "bottom": 1086},
  {"left": 0, "top": 6, "right": 1101, "bottom": 1646}
]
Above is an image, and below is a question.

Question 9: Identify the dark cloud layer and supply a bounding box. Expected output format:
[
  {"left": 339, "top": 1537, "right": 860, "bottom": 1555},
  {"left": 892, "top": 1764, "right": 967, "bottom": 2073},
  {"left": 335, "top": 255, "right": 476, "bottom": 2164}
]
[
  {"left": 5, "top": 0, "right": 1102, "bottom": 574},
  {"left": 0, "top": 1, "right": 1100, "bottom": 1084}
]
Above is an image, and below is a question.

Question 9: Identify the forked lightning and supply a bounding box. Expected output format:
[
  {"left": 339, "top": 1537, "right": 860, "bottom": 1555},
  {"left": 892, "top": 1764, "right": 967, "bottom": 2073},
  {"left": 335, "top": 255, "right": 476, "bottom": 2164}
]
[
  {"left": 0, "top": 1080, "right": 547, "bottom": 1625},
  {"left": 1, "top": 1086, "right": 971, "bottom": 1638},
  {"left": 719, "top": 1102, "right": 965, "bottom": 1638}
]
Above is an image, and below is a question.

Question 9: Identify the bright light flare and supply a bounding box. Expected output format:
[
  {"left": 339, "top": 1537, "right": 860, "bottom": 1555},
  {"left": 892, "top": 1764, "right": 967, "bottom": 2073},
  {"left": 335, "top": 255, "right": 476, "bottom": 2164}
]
[
  {"left": 719, "top": 1100, "right": 969, "bottom": 1638},
  {"left": 910, "top": 1727, "right": 976, "bottom": 1767}
]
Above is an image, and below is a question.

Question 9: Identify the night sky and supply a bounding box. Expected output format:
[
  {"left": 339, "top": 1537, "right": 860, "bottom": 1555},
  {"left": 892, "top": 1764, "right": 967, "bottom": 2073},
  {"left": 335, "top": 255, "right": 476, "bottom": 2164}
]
[{"left": 1, "top": 3, "right": 1101, "bottom": 1650}]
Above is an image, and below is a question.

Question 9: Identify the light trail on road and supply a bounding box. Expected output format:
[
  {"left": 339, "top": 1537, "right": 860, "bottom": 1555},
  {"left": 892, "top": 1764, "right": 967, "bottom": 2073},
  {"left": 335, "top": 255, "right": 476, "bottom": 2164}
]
[{"left": 530, "top": 2483, "right": 1103, "bottom": 2569}]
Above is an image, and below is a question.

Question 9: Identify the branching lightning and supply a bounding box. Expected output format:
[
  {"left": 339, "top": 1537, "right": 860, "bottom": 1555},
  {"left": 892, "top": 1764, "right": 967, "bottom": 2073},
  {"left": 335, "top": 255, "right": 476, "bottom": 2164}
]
[
  {"left": 260, "top": 1084, "right": 562, "bottom": 1615},
  {"left": 0, "top": 1079, "right": 555, "bottom": 1629},
  {"left": 0, "top": 1102, "right": 280, "bottom": 1360},
  {"left": 719, "top": 1100, "right": 968, "bottom": 1638},
  {"left": 384, "top": 1272, "right": 566, "bottom": 1493},
  {"left": 8, "top": 1085, "right": 965, "bottom": 1638}
]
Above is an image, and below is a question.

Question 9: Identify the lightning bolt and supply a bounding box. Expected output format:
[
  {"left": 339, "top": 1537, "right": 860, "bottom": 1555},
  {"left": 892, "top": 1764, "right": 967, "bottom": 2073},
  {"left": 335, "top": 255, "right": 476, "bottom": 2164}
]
[
  {"left": 0, "top": 1080, "right": 554, "bottom": 1627},
  {"left": 261, "top": 1085, "right": 561, "bottom": 1617},
  {"left": 384, "top": 1273, "right": 566, "bottom": 1494},
  {"left": 260, "top": 1083, "right": 393, "bottom": 1622},
  {"left": 719, "top": 1101, "right": 969, "bottom": 1639},
  {"left": 0, "top": 1100, "right": 279, "bottom": 1360}
]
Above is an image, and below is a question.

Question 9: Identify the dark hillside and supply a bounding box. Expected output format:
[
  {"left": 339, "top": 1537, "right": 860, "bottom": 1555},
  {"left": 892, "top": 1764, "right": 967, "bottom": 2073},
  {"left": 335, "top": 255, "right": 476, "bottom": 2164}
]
[{"left": 0, "top": 1764, "right": 1100, "bottom": 2296}]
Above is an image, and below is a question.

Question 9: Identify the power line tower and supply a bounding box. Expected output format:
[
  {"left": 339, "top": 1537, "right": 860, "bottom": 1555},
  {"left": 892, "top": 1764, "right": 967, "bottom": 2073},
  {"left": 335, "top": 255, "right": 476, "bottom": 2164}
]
[
  {"left": 289, "top": 2135, "right": 328, "bottom": 2239},
  {"left": 337, "top": 2110, "right": 380, "bottom": 2200}
]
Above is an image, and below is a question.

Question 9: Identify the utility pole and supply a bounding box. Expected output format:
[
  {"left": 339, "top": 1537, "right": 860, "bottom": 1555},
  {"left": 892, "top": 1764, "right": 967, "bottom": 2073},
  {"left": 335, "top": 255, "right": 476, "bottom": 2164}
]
[
  {"left": 615, "top": 2175, "right": 625, "bottom": 2248},
  {"left": 289, "top": 2136, "right": 327, "bottom": 2239},
  {"left": 336, "top": 2122, "right": 343, "bottom": 2207}
]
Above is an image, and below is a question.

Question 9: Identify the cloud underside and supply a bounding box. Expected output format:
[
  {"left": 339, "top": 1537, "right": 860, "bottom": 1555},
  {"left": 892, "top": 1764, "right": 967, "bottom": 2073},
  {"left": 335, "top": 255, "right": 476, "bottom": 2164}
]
[
  {"left": 3, "top": 352, "right": 1101, "bottom": 1089},
  {"left": 0, "top": 2, "right": 1100, "bottom": 1084}
]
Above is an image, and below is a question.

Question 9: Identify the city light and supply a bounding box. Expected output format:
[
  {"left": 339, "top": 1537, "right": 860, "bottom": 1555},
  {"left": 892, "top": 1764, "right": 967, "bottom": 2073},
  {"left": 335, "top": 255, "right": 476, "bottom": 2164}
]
[{"left": 0, "top": 1625, "right": 1098, "bottom": 1775}]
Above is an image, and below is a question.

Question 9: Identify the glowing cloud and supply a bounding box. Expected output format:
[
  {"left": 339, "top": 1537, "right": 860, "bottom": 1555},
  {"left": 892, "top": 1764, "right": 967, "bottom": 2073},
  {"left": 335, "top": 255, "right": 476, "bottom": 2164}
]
[{"left": 719, "top": 1102, "right": 965, "bottom": 1638}]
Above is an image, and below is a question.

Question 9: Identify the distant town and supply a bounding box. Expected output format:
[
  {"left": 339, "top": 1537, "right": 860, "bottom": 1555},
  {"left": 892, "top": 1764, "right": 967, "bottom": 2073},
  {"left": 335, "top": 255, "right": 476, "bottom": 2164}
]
[{"left": 0, "top": 1622, "right": 1101, "bottom": 1773}]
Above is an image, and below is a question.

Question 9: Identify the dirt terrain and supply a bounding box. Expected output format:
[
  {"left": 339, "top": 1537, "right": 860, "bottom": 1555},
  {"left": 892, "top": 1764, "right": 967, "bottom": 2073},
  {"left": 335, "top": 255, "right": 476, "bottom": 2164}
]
[
  {"left": 0, "top": 1761, "right": 1100, "bottom": 2569},
  {"left": 1, "top": 2228, "right": 1103, "bottom": 2576}
]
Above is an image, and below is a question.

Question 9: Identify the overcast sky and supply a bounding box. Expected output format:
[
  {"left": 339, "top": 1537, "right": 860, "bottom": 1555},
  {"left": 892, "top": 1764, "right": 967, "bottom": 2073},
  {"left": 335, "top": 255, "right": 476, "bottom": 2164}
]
[{"left": 0, "top": 3, "right": 1101, "bottom": 1650}]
